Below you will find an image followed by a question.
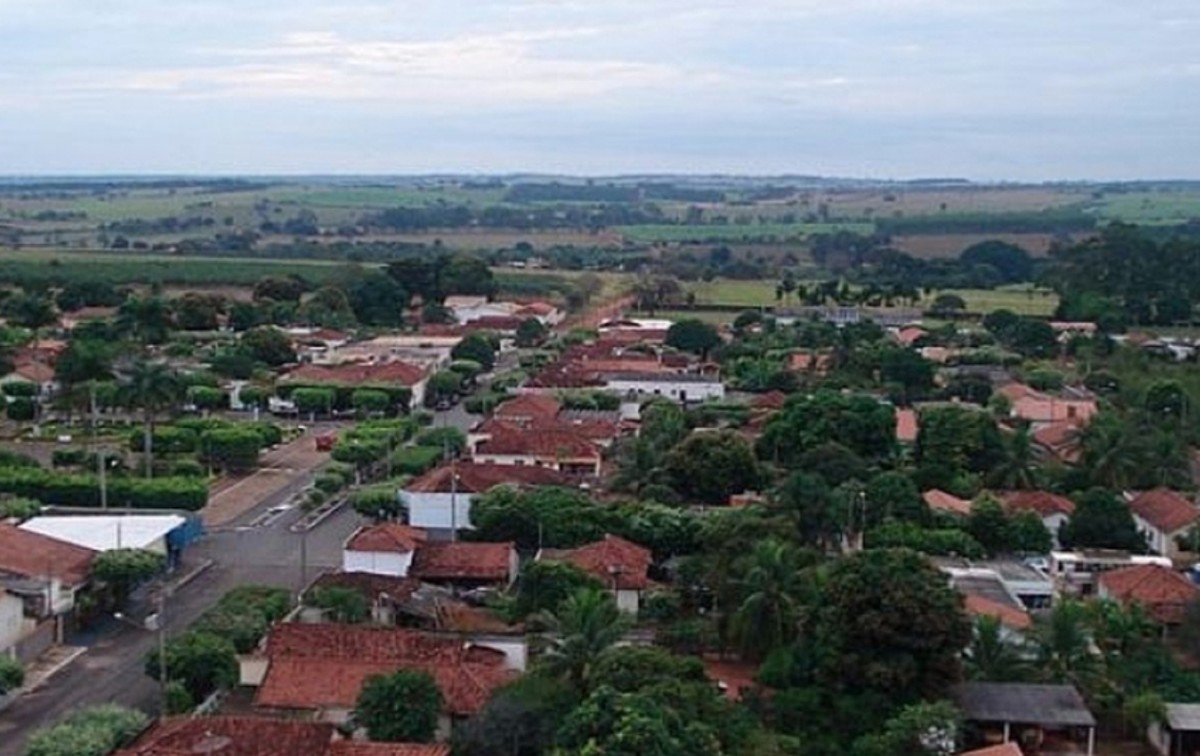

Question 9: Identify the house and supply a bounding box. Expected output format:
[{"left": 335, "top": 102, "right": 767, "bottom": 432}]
[
  {"left": 1148, "top": 703, "right": 1200, "bottom": 756},
  {"left": 1097, "top": 564, "right": 1199, "bottom": 625},
  {"left": 941, "top": 566, "right": 1032, "bottom": 636},
  {"left": 472, "top": 425, "right": 602, "bottom": 476},
  {"left": 444, "top": 296, "right": 517, "bottom": 325},
  {"left": 1050, "top": 551, "right": 1173, "bottom": 597},
  {"left": 924, "top": 489, "right": 972, "bottom": 517},
  {"left": 997, "top": 383, "right": 1098, "bottom": 429},
  {"left": 342, "top": 524, "right": 517, "bottom": 589},
  {"left": 492, "top": 394, "right": 562, "bottom": 425},
  {"left": 281, "top": 361, "right": 432, "bottom": 409},
  {"left": 0, "top": 523, "right": 96, "bottom": 621},
  {"left": 538, "top": 535, "right": 653, "bottom": 613},
  {"left": 1031, "top": 421, "right": 1082, "bottom": 464},
  {"left": 1, "top": 361, "right": 57, "bottom": 397},
  {"left": 113, "top": 714, "right": 452, "bottom": 756},
  {"left": 938, "top": 559, "right": 1054, "bottom": 614},
  {"left": 1000, "top": 491, "right": 1075, "bottom": 548},
  {"left": 894, "top": 325, "right": 929, "bottom": 347},
  {"left": 952, "top": 682, "right": 1097, "bottom": 755},
  {"left": 513, "top": 301, "right": 564, "bottom": 326},
  {"left": 788, "top": 351, "right": 832, "bottom": 375},
  {"left": 246, "top": 624, "right": 517, "bottom": 738},
  {"left": 602, "top": 372, "right": 725, "bottom": 404},
  {"left": 1128, "top": 489, "right": 1199, "bottom": 559},
  {"left": 401, "top": 462, "right": 572, "bottom": 535}
]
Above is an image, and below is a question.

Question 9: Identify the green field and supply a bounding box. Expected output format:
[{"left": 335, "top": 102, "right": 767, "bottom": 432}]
[
  {"left": 616, "top": 222, "right": 874, "bottom": 243},
  {"left": 266, "top": 185, "right": 505, "bottom": 208},
  {"left": 1091, "top": 190, "right": 1200, "bottom": 225},
  {"left": 686, "top": 278, "right": 1058, "bottom": 316}
]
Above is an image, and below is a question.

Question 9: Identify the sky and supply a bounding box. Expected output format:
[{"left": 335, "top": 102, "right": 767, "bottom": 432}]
[{"left": 1, "top": 0, "right": 1198, "bottom": 180}]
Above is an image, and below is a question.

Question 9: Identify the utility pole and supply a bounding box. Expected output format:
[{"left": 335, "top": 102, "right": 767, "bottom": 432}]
[
  {"left": 152, "top": 591, "right": 168, "bottom": 717},
  {"left": 298, "top": 527, "right": 309, "bottom": 603},
  {"left": 450, "top": 460, "right": 458, "bottom": 543},
  {"left": 98, "top": 448, "right": 108, "bottom": 511}
]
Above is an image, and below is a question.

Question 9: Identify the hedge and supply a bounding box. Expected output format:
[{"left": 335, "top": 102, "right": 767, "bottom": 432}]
[
  {"left": 6, "top": 397, "right": 35, "bottom": 421},
  {"left": 1, "top": 381, "right": 37, "bottom": 398},
  {"left": 0, "top": 467, "right": 208, "bottom": 511},
  {"left": 278, "top": 383, "right": 413, "bottom": 413},
  {"left": 128, "top": 426, "right": 199, "bottom": 455},
  {"left": 390, "top": 446, "right": 442, "bottom": 476}
]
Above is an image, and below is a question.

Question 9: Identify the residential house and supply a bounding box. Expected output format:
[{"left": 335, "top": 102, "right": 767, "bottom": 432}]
[
  {"left": 114, "top": 715, "right": 452, "bottom": 756},
  {"left": 893, "top": 325, "right": 929, "bottom": 347},
  {"left": 1097, "top": 564, "right": 1199, "bottom": 626},
  {"left": 597, "top": 318, "right": 674, "bottom": 343},
  {"left": 940, "top": 564, "right": 1033, "bottom": 639},
  {"left": 997, "top": 383, "right": 1098, "bottom": 429},
  {"left": 1050, "top": 551, "right": 1173, "bottom": 597},
  {"left": 401, "top": 462, "right": 572, "bottom": 535},
  {"left": 952, "top": 682, "right": 1097, "bottom": 756},
  {"left": 1128, "top": 488, "right": 1199, "bottom": 559},
  {"left": 513, "top": 301, "right": 564, "bottom": 326},
  {"left": 602, "top": 372, "right": 725, "bottom": 404},
  {"left": 281, "top": 360, "right": 432, "bottom": 410},
  {"left": 896, "top": 408, "right": 919, "bottom": 446},
  {"left": 538, "top": 535, "right": 653, "bottom": 613},
  {"left": 1000, "top": 490, "right": 1075, "bottom": 548},
  {"left": 471, "top": 425, "right": 603, "bottom": 476},
  {"left": 938, "top": 559, "right": 1054, "bottom": 613},
  {"left": 1031, "top": 420, "right": 1083, "bottom": 464},
  {"left": 342, "top": 524, "right": 518, "bottom": 589},
  {"left": 444, "top": 296, "right": 520, "bottom": 325},
  {"left": 245, "top": 624, "right": 517, "bottom": 738},
  {"left": 923, "top": 489, "right": 972, "bottom": 517},
  {"left": 0, "top": 523, "right": 96, "bottom": 626},
  {"left": 0, "top": 361, "right": 56, "bottom": 398},
  {"left": 492, "top": 394, "right": 562, "bottom": 424}
]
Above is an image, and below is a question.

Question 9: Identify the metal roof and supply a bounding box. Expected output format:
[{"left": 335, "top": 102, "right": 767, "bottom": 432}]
[
  {"left": 20, "top": 515, "right": 186, "bottom": 552},
  {"left": 953, "top": 683, "right": 1096, "bottom": 728},
  {"left": 1166, "top": 704, "right": 1200, "bottom": 731}
]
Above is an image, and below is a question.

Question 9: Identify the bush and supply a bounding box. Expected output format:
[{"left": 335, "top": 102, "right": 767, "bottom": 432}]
[
  {"left": 0, "top": 449, "right": 40, "bottom": 468},
  {"left": 193, "top": 585, "right": 292, "bottom": 653},
  {"left": 464, "top": 393, "right": 507, "bottom": 414},
  {"left": 390, "top": 446, "right": 442, "bottom": 476},
  {"left": 314, "top": 473, "right": 345, "bottom": 495},
  {"left": 128, "top": 426, "right": 199, "bottom": 455},
  {"left": 187, "top": 385, "right": 228, "bottom": 412},
  {"left": 306, "top": 586, "right": 369, "bottom": 623},
  {"left": 0, "top": 654, "right": 24, "bottom": 694},
  {"left": 0, "top": 468, "right": 208, "bottom": 510},
  {"left": 24, "top": 704, "right": 148, "bottom": 756},
  {"left": 6, "top": 396, "right": 35, "bottom": 421},
  {"left": 561, "top": 392, "right": 621, "bottom": 411},
  {"left": 324, "top": 463, "right": 356, "bottom": 486},
  {"left": 414, "top": 427, "right": 466, "bottom": 454},
  {"left": 251, "top": 422, "right": 284, "bottom": 447},
  {"left": 199, "top": 428, "right": 263, "bottom": 473},
  {"left": 351, "top": 485, "right": 403, "bottom": 520},
  {"left": 146, "top": 631, "right": 238, "bottom": 701},
  {"left": 52, "top": 448, "right": 89, "bottom": 468},
  {"left": 0, "top": 496, "right": 42, "bottom": 521},
  {"left": 1, "top": 381, "right": 37, "bottom": 397},
  {"left": 170, "top": 459, "right": 207, "bottom": 478}
]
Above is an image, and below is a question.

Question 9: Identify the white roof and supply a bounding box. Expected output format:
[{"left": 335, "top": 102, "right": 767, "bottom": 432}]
[
  {"left": 20, "top": 515, "right": 186, "bottom": 552},
  {"left": 444, "top": 295, "right": 489, "bottom": 309}
]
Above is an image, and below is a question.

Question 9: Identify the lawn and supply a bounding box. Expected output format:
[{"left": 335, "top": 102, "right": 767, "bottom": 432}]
[{"left": 685, "top": 279, "right": 1059, "bottom": 316}]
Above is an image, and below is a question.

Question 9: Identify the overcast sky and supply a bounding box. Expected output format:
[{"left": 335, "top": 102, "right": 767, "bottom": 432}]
[{"left": 1, "top": 0, "right": 1198, "bottom": 180}]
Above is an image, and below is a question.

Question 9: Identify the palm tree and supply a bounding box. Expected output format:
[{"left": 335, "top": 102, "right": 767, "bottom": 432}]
[
  {"left": 535, "top": 587, "right": 631, "bottom": 694},
  {"left": 965, "top": 616, "right": 1032, "bottom": 682},
  {"left": 1032, "top": 599, "right": 1099, "bottom": 691},
  {"left": 1079, "top": 413, "right": 1145, "bottom": 489},
  {"left": 987, "top": 425, "right": 1038, "bottom": 490},
  {"left": 116, "top": 295, "right": 174, "bottom": 346},
  {"left": 731, "top": 538, "right": 804, "bottom": 660},
  {"left": 120, "top": 360, "right": 181, "bottom": 478}
]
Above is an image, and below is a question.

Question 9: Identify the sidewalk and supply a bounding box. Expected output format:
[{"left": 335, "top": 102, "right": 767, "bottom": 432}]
[{"left": 17, "top": 645, "right": 87, "bottom": 695}]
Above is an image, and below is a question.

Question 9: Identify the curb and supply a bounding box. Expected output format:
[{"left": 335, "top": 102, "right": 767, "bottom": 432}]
[
  {"left": 169, "top": 558, "right": 215, "bottom": 592},
  {"left": 18, "top": 646, "right": 88, "bottom": 696}
]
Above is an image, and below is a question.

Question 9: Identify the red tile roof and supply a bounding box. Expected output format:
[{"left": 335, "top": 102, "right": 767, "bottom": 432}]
[
  {"left": 7, "top": 361, "right": 55, "bottom": 384},
  {"left": 328, "top": 744, "right": 450, "bottom": 756},
  {"left": 1099, "top": 564, "right": 1200, "bottom": 624},
  {"left": 961, "top": 745, "right": 1023, "bottom": 756},
  {"left": 410, "top": 542, "right": 515, "bottom": 583},
  {"left": 474, "top": 425, "right": 600, "bottom": 461},
  {"left": 257, "top": 625, "right": 513, "bottom": 715},
  {"left": 924, "top": 489, "right": 973, "bottom": 517},
  {"left": 789, "top": 352, "right": 832, "bottom": 373},
  {"left": 542, "top": 535, "right": 652, "bottom": 590},
  {"left": 115, "top": 716, "right": 336, "bottom": 756},
  {"left": 0, "top": 523, "right": 95, "bottom": 587},
  {"left": 1031, "top": 420, "right": 1083, "bottom": 463},
  {"left": 896, "top": 408, "right": 919, "bottom": 443},
  {"left": 346, "top": 524, "right": 428, "bottom": 554},
  {"left": 1129, "top": 488, "right": 1199, "bottom": 534},
  {"left": 493, "top": 394, "right": 562, "bottom": 421},
  {"left": 283, "top": 361, "right": 429, "bottom": 387},
  {"left": 405, "top": 462, "right": 571, "bottom": 494},
  {"left": 310, "top": 572, "right": 423, "bottom": 603},
  {"left": 963, "top": 594, "right": 1032, "bottom": 631},
  {"left": 895, "top": 326, "right": 928, "bottom": 346},
  {"left": 704, "top": 659, "right": 761, "bottom": 701},
  {"left": 750, "top": 391, "right": 787, "bottom": 411},
  {"left": 1001, "top": 490, "right": 1075, "bottom": 518}
]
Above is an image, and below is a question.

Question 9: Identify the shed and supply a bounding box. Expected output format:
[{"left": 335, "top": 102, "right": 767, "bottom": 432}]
[
  {"left": 1149, "top": 703, "right": 1200, "bottom": 756},
  {"left": 953, "top": 682, "right": 1096, "bottom": 755},
  {"left": 20, "top": 515, "right": 188, "bottom": 557}
]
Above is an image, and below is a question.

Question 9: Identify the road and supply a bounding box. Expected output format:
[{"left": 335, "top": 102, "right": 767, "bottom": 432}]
[{"left": 0, "top": 493, "right": 362, "bottom": 755}]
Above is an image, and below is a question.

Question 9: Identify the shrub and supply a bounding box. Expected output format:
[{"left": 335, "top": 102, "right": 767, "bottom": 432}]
[
  {"left": 24, "top": 704, "right": 148, "bottom": 756},
  {"left": 199, "top": 428, "right": 263, "bottom": 473},
  {"left": 414, "top": 427, "right": 466, "bottom": 454},
  {"left": 306, "top": 587, "right": 369, "bottom": 623},
  {"left": 52, "top": 448, "right": 89, "bottom": 468},
  {"left": 0, "top": 654, "right": 24, "bottom": 694},
  {"left": 0, "top": 449, "right": 40, "bottom": 468},
  {"left": 6, "top": 396, "right": 35, "bottom": 421},
  {"left": 128, "top": 426, "right": 199, "bottom": 455},
  {"left": 351, "top": 486, "right": 403, "bottom": 520},
  {"left": 0, "top": 496, "right": 42, "bottom": 521},
  {"left": 1, "top": 381, "right": 37, "bottom": 397},
  {"left": 0, "top": 468, "right": 208, "bottom": 510},
  {"left": 390, "top": 446, "right": 442, "bottom": 476},
  {"left": 314, "top": 473, "right": 345, "bottom": 495},
  {"left": 170, "top": 459, "right": 207, "bottom": 478}
]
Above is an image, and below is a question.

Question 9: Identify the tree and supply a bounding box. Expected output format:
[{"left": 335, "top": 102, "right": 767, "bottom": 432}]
[
  {"left": 982, "top": 309, "right": 1021, "bottom": 341},
  {"left": 929, "top": 293, "right": 967, "bottom": 318},
  {"left": 351, "top": 388, "right": 391, "bottom": 417},
  {"left": 240, "top": 326, "right": 296, "bottom": 367},
  {"left": 817, "top": 549, "right": 971, "bottom": 701},
  {"left": 1145, "top": 380, "right": 1190, "bottom": 423},
  {"left": 915, "top": 406, "right": 1006, "bottom": 493},
  {"left": 1060, "top": 488, "right": 1146, "bottom": 552},
  {"left": 516, "top": 317, "right": 548, "bottom": 348},
  {"left": 187, "top": 385, "right": 227, "bottom": 413},
  {"left": 121, "top": 360, "right": 181, "bottom": 478},
  {"left": 200, "top": 428, "right": 263, "bottom": 473},
  {"left": 172, "top": 293, "right": 223, "bottom": 331},
  {"left": 424, "top": 370, "right": 462, "bottom": 407},
  {"left": 292, "top": 387, "right": 335, "bottom": 417},
  {"left": 305, "top": 586, "right": 369, "bottom": 623},
  {"left": 536, "top": 587, "right": 632, "bottom": 693},
  {"left": 960, "top": 240, "right": 1033, "bottom": 283},
  {"left": 515, "top": 560, "right": 603, "bottom": 617},
  {"left": 757, "top": 391, "right": 897, "bottom": 467},
  {"left": 1032, "top": 599, "right": 1099, "bottom": 690},
  {"left": 853, "top": 700, "right": 960, "bottom": 756},
  {"left": 340, "top": 267, "right": 408, "bottom": 326},
  {"left": 865, "top": 471, "right": 928, "bottom": 526},
  {"left": 987, "top": 424, "right": 1038, "bottom": 490},
  {"left": 665, "top": 319, "right": 721, "bottom": 358},
  {"left": 227, "top": 301, "right": 261, "bottom": 332},
  {"left": 452, "top": 674, "right": 577, "bottom": 756},
  {"left": 116, "top": 295, "right": 174, "bottom": 345},
  {"left": 299, "top": 285, "right": 357, "bottom": 328},
  {"left": 24, "top": 704, "right": 148, "bottom": 756},
  {"left": 965, "top": 615, "right": 1031, "bottom": 682},
  {"left": 1, "top": 291, "right": 57, "bottom": 329},
  {"left": 451, "top": 333, "right": 496, "bottom": 371},
  {"left": 880, "top": 348, "right": 935, "bottom": 404},
  {"left": 146, "top": 631, "right": 238, "bottom": 702},
  {"left": 253, "top": 275, "right": 307, "bottom": 303},
  {"left": 965, "top": 498, "right": 1011, "bottom": 556},
  {"left": 93, "top": 548, "right": 164, "bottom": 607},
  {"left": 356, "top": 669, "right": 443, "bottom": 743},
  {"left": 732, "top": 538, "right": 804, "bottom": 660},
  {"left": 665, "top": 430, "right": 759, "bottom": 505}
]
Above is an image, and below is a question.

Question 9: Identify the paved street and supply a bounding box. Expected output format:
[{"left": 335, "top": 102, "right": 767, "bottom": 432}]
[{"left": 0, "top": 495, "right": 363, "bottom": 755}]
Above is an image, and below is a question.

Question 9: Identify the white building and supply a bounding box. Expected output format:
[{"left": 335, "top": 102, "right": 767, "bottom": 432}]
[
  {"left": 400, "top": 462, "right": 571, "bottom": 536},
  {"left": 342, "top": 523, "right": 423, "bottom": 577},
  {"left": 0, "top": 588, "right": 25, "bottom": 658},
  {"left": 19, "top": 515, "right": 186, "bottom": 555},
  {"left": 602, "top": 372, "right": 725, "bottom": 404}
]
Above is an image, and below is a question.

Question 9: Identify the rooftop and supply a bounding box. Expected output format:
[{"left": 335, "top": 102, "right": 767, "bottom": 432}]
[
  {"left": 896, "top": 408, "right": 919, "bottom": 443},
  {"left": 1000, "top": 490, "right": 1075, "bottom": 518},
  {"left": 114, "top": 716, "right": 336, "bottom": 756},
  {"left": 474, "top": 425, "right": 600, "bottom": 461},
  {"left": 540, "top": 534, "right": 653, "bottom": 590},
  {"left": 345, "top": 523, "right": 428, "bottom": 554},
  {"left": 404, "top": 462, "right": 572, "bottom": 495},
  {"left": 410, "top": 542, "right": 514, "bottom": 583},
  {"left": 952, "top": 682, "right": 1096, "bottom": 728},
  {"left": 492, "top": 394, "right": 562, "bottom": 420},
  {"left": 1129, "top": 488, "right": 1199, "bottom": 534},
  {"left": 960, "top": 745, "right": 1023, "bottom": 756},
  {"left": 923, "top": 489, "right": 972, "bottom": 517},
  {"left": 19, "top": 515, "right": 185, "bottom": 553},
  {"left": 0, "top": 523, "right": 96, "bottom": 587},
  {"left": 282, "top": 361, "right": 429, "bottom": 388},
  {"left": 1098, "top": 563, "right": 1199, "bottom": 623},
  {"left": 1165, "top": 703, "right": 1200, "bottom": 732}
]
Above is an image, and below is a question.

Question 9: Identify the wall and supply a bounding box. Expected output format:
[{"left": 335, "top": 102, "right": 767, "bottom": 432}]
[
  {"left": 0, "top": 593, "right": 24, "bottom": 656},
  {"left": 615, "top": 589, "right": 640, "bottom": 615},
  {"left": 342, "top": 550, "right": 413, "bottom": 578},
  {"left": 239, "top": 656, "right": 269, "bottom": 687},
  {"left": 402, "top": 491, "right": 478, "bottom": 531},
  {"left": 13, "top": 619, "right": 55, "bottom": 665}
]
